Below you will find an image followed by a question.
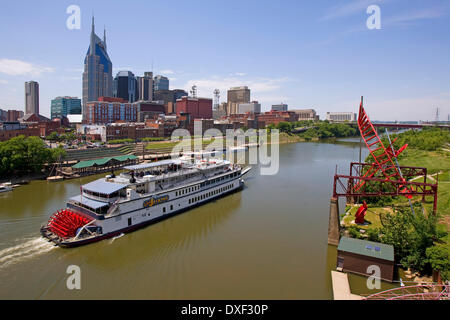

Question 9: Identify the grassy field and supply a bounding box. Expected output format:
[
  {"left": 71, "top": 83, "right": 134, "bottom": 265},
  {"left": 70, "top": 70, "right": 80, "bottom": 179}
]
[
  {"left": 399, "top": 148, "right": 450, "bottom": 215},
  {"left": 398, "top": 148, "right": 450, "bottom": 174},
  {"left": 144, "top": 138, "right": 219, "bottom": 152}
]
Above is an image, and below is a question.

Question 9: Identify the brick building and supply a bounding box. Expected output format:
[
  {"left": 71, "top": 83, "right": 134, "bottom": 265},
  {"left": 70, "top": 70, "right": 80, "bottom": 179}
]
[
  {"left": 134, "top": 101, "right": 165, "bottom": 122},
  {"left": 176, "top": 97, "right": 212, "bottom": 119},
  {"left": 337, "top": 237, "right": 395, "bottom": 282},
  {"left": 291, "top": 109, "right": 319, "bottom": 121},
  {"left": 256, "top": 110, "right": 298, "bottom": 127},
  {"left": 0, "top": 122, "right": 40, "bottom": 141},
  {"left": 84, "top": 97, "right": 137, "bottom": 124}
]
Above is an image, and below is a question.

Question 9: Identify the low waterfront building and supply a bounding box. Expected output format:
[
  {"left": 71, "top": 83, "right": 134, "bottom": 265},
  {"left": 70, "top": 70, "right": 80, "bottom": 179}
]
[
  {"left": 271, "top": 103, "right": 288, "bottom": 112},
  {"left": 79, "top": 122, "right": 162, "bottom": 142},
  {"left": 106, "top": 123, "right": 160, "bottom": 141},
  {"left": 71, "top": 155, "right": 138, "bottom": 176},
  {"left": 238, "top": 101, "right": 261, "bottom": 114},
  {"left": 19, "top": 113, "right": 65, "bottom": 137},
  {"left": 0, "top": 115, "right": 66, "bottom": 141},
  {"left": 257, "top": 110, "right": 298, "bottom": 127},
  {"left": 326, "top": 112, "right": 357, "bottom": 122},
  {"left": 291, "top": 109, "right": 319, "bottom": 121},
  {"left": 337, "top": 237, "right": 395, "bottom": 282},
  {"left": 0, "top": 121, "right": 40, "bottom": 141}
]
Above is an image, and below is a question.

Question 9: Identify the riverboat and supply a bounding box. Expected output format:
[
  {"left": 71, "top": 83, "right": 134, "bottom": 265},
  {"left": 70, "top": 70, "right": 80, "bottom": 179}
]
[{"left": 41, "top": 152, "right": 251, "bottom": 247}]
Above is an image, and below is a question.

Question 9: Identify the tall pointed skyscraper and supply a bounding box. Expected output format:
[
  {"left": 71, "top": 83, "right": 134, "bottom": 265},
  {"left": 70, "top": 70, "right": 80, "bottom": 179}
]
[{"left": 82, "top": 17, "right": 113, "bottom": 107}]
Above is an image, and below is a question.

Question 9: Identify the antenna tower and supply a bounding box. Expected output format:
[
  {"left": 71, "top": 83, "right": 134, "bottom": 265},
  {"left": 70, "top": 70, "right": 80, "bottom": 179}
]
[
  {"left": 435, "top": 107, "right": 440, "bottom": 123},
  {"left": 190, "top": 85, "right": 197, "bottom": 98},
  {"left": 213, "top": 89, "right": 220, "bottom": 110}
]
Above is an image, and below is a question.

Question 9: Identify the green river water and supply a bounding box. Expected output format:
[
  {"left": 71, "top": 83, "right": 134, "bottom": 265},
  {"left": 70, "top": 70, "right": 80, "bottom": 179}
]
[{"left": 0, "top": 141, "right": 398, "bottom": 299}]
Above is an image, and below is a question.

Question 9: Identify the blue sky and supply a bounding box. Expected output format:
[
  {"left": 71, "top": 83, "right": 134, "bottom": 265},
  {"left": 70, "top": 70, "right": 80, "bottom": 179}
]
[{"left": 0, "top": 0, "right": 449, "bottom": 121}]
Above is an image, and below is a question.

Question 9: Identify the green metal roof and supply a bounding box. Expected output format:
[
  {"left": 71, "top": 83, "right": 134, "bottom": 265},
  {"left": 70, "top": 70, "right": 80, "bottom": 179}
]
[
  {"left": 338, "top": 237, "right": 394, "bottom": 262},
  {"left": 72, "top": 155, "right": 138, "bottom": 169}
]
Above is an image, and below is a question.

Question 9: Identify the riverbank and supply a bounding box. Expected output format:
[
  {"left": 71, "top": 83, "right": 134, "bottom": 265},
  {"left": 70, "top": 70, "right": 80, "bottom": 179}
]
[
  {"left": 340, "top": 146, "right": 450, "bottom": 281},
  {"left": 0, "top": 172, "right": 46, "bottom": 184}
]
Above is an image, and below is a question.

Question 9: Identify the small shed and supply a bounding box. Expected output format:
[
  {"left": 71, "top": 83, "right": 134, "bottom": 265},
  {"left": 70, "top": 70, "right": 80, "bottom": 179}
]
[{"left": 337, "top": 237, "right": 395, "bottom": 282}]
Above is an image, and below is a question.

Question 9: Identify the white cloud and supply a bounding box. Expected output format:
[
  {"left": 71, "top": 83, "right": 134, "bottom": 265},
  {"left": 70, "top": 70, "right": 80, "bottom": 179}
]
[
  {"left": 229, "top": 72, "right": 246, "bottom": 77},
  {"left": 182, "top": 76, "right": 292, "bottom": 108},
  {"left": 183, "top": 76, "right": 290, "bottom": 97},
  {"left": 0, "top": 59, "right": 54, "bottom": 76},
  {"left": 0, "top": 79, "right": 8, "bottom": 84},
  {"left": 320, "top": 0, "right": 386, "bottom": 21},
  {"left": 384, "top": 5, "right": 449, "bottom": 27},
  {"left": 160, "top": 69, "right": 175, "bottom": 75}
]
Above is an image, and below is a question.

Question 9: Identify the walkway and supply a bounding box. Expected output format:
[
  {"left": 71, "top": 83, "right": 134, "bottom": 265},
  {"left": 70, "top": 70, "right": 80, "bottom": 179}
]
[{"left": 331, "top": 271, "right": 362, "bottom": 300}]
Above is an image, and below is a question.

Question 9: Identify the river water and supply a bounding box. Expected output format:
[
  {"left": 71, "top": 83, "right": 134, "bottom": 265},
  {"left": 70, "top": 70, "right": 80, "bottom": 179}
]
[{"left": 0, "top": 141, "right": 397, "bottom": 299}]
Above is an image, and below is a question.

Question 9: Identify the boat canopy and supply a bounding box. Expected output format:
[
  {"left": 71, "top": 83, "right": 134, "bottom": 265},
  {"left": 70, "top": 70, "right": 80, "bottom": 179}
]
[
  {"left": 82, "top": 179, "right": 126, "bottom": 195},
  {"left": 69, "top": 195, "right": 109, "bottom": 210},
  {"left": 124, "top": 159, "right": 182, "bottom": 172}
]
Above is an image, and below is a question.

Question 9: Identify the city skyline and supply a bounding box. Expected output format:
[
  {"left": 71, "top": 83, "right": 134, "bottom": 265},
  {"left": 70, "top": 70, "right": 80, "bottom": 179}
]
[{"left": 0, "top": 0, "right": 449, "bottom": 121}]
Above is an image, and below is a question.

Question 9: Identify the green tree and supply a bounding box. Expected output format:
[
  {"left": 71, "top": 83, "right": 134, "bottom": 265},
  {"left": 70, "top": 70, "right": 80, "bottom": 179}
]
[
  {"left": 46, "top": 131, "right": 60, "bottom": 142},
  {"left": 425, "top": 245, "right": 450, "bottom": 281},
  {"left": 51, "top": 146, "right": 67, "bottom": 162},
  {"left": 276, "top": 122, "right": 292, "bottom": 133},
  {"left": 379, "top": 208, "right": 413, "bottom": 262},
  {"left": 0, "top": 135, "right": 59, "bottom": 176},
  {"left": 379, "top": 207, "right": 447, "bottom": 273}
]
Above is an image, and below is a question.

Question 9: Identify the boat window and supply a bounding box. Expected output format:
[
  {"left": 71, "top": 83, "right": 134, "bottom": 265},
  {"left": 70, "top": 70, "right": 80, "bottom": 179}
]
[{"left": 163, "top": 207, "right": 166, "bottom": 213}]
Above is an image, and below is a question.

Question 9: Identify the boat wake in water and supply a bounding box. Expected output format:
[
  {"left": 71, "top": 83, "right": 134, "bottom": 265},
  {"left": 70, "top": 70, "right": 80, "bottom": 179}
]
[
  {"left": 0, "top": 237, "right": 56, "bottom": 269},
  {"left": 110, "top": 233, "right": 125, "bottom": 243}
]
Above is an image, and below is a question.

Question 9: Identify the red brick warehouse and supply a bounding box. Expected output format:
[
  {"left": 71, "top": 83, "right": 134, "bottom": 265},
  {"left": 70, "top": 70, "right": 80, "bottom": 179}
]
[{"left": 176, "top": 96, "right": 212, "bottom": 119}]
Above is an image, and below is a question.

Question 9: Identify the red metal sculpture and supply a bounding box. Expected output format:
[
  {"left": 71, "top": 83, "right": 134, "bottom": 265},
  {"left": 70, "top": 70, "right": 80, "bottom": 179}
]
[
  {"left": 355, "top": 201, "right": 368, "bottom": 224},
  {"left": 354, "top": 98, "right": 409, "bottom": 192},
  {"left": 331, "top": 98, "right": 439, "bottom": 214}
]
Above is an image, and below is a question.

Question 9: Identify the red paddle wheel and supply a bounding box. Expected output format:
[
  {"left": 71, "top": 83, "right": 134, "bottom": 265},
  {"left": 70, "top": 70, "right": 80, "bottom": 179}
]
[
  {"left": 354, "top": 98, "right": 409, "bottom": 192},
  {"left": 47, "top": 209, "right": 93, "bottom": 239}
]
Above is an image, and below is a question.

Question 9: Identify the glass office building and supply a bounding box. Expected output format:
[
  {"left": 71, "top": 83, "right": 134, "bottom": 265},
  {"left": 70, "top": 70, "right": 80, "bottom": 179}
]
[{"left": 51, "top": 97, "right": 82, "bottom": 119}]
